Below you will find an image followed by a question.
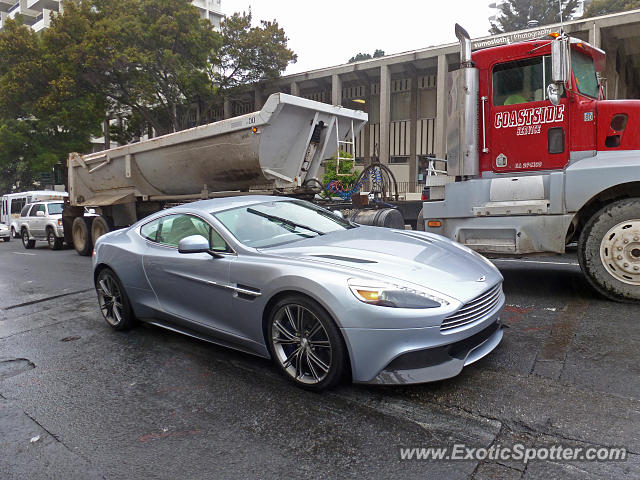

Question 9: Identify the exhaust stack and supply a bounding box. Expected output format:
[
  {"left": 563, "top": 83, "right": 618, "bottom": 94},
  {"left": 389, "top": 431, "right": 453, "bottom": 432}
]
[
  {"left": 455, "top": 23, "right": 472, "bottom": 68},
  {"left": 446, "top": 24, "right": 479, "bottom": 178}
]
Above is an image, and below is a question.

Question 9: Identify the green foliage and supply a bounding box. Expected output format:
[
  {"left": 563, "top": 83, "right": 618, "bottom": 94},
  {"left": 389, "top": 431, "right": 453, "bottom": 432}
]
[
  {"left": 214, "top": 10, "right": 297, "bottom": 99},
  {"left": 583, "top": 0, "right": 640, "bottom": 17},
  {"left": 322, "top": 151, "right": 360, "bottom": 197},
  {"left": 348, "top": 49, "right": 385, "bottom": 63},
  {"left": 0, "top": 1, "right": 297, "bottom": 191},
  {"left": 489, "top": 0, "right": 579, "bottom": 34}
]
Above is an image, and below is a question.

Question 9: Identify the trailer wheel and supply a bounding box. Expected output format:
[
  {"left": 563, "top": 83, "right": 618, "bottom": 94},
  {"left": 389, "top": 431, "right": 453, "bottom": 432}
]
[
  {"left": 578, "top": 198, "right": 640, "bottom": 302},
  {"left": 72, "top": 217, "right": 93, "bottom": 256},
  {"left": 91, "top": 216, "right": 112, "bottom": 246}
]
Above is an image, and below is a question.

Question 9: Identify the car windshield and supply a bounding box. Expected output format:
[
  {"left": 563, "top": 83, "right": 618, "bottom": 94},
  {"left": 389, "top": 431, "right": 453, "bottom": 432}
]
[
  {"left": 48, "top": 203, "right": 63, "bottom": 215},
  {"left": 572, "top": 50, "right": 599, "bottom": 99},
  {"left": 214, "top": 200, "right": 354, "bottom": 248}
]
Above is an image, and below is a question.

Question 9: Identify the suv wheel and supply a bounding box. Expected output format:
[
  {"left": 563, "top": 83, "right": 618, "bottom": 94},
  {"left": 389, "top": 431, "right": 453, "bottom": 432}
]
[
  {"left": 21, "top": 229, "right": 35, "bottom": 249},
  {"left": 47, "top": 227, "right": 63, "bottom": 250}
]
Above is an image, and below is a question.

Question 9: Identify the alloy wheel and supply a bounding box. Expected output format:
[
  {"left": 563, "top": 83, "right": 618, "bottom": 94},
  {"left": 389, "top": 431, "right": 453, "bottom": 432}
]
[
  {"left": 270, "top": 304, "right": 332, "bottom": 385},
  {"left": 97, "top": 273, "right": 124, "bottom": 326}
]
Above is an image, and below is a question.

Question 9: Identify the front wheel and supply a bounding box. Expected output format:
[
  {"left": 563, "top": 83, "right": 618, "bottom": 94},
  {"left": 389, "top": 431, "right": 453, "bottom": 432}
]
[
  {"left": 267, "top": 295, "right": 347, "bottom": 391},
  {"left": 3, "top": 236, "right": 10, "bottom": 242},
  {"left": 47, "top": 228, "right": 63, "bottom": 250},
  {"left": 95, "top": 268, "right": 135, "bottom": 330},
  {"left": 21, "top": 229, "right": 35, "bottom": 249},
  {"left": 578, "top": 198, "right": 640, "bottom": 302}
]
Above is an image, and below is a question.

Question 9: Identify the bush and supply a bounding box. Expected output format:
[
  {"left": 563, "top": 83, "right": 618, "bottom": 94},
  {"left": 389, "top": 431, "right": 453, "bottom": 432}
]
[{"left": 322, "top": 151, "right": 359, "bottom": 197}]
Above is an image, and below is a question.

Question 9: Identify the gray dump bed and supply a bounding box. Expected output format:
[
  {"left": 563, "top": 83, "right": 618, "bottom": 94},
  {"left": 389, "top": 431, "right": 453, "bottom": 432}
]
[{"left": 68, "top": 93, "right": 368, "bottom": 207}]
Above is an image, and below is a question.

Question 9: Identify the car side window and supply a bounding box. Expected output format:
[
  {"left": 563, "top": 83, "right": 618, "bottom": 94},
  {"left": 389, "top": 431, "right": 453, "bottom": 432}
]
[
  {"left": 140, "top": 218, "right": 161, "bottom": 242},
  {"left": 156, "top": 214, "right": 211, "bottom": 248},
  {"left": 29, "top": 204, "right": 45, "bottom": 217}
]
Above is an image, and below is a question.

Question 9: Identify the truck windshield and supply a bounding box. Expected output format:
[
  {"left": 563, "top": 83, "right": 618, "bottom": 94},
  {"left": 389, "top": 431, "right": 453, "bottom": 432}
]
[
  {"left": 572, "top": 50, "right": 599, "bottom": 99},
  {"left": 214, "top": 199, "right": 353, "bottom": 248}
]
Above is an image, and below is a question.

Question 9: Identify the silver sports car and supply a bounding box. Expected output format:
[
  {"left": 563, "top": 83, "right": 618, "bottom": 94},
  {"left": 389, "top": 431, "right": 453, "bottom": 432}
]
[{"left": 93, "top": 196, "right": 504, "bottom": 390}]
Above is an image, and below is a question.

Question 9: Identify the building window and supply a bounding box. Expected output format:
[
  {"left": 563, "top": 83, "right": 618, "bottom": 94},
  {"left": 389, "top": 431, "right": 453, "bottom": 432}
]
[{"left": 389, "top": 156, "right": 408, "bottom": 164}]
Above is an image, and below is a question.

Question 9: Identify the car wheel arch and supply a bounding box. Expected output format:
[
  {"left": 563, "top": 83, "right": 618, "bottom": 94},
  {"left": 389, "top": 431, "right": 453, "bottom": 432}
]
[{"left": 261, "top": 289, "right": 354, "bottom": 381}]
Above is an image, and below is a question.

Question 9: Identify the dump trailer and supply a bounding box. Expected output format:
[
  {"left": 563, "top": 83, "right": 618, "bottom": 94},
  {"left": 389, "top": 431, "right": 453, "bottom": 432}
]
[
  {"left": 419, "top": 24, "right": 640, "bottom": 302},
  {"left": 65, "top": 93, "right": 371, "bottom": 255}
]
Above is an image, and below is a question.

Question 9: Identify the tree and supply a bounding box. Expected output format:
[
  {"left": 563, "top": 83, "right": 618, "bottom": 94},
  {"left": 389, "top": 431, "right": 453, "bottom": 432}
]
[
  {"left": 583, "top": 0, "right": 640, "bottom": 17},
  {"left": 348, "top": 49, "right": 385, "bottom": 63},
  {"left": 47, "top": 0, "right": 223, "bottom": 139},
  {"left": 0, "top": 18, "right": 103, "bottom": 190},
  {"left": 214, "top": 10, "right": 297, "bottom": 99},
  {"left": 489, "top": 0, "right": 580, "bottom": 34}
]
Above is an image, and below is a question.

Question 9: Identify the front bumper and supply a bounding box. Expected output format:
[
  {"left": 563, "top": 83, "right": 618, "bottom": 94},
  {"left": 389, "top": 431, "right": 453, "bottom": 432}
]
[
  {"left": 367, "top": 321, "right": 503, "bottom": 384},
  {"left": 0, "top": 229, "right": 10, "bottom": 238},
  {"left": 342, "top": 296, "right": 504, "bottom": 384}
]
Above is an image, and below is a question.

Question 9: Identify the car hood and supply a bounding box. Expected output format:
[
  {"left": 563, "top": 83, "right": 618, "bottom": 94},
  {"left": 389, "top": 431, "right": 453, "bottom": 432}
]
[{"left": 263, "top": 227, "right": 502, "bottom": 302}]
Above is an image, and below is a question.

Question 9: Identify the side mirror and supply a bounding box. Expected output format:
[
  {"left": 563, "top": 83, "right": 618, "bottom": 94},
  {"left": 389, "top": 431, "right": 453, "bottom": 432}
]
[
  {"left": 36, "top": 210, "right": 45, "bottom": 217},
  {"left": 178, "top": 235, "right": 210, "bottom": 254},
  {"left": 332, "top": 210, "right": 344, "bottom": 219},
  {"left": 547, "top": 83, "right": 563, "bottom": 106},
  {"left": 551, "top": 37, "right": 568, "bottom": 83}
]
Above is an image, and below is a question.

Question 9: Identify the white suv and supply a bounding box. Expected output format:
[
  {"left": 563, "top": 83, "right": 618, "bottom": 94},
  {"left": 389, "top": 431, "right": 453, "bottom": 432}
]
[{"left": 19, "top": 201, "right": 65, "bottom": 250}]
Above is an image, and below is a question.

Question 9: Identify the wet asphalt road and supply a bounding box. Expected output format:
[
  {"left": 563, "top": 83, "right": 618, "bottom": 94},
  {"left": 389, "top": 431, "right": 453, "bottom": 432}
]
[{"left": 0, "top": 238, "right": 639, "bottom": 479}]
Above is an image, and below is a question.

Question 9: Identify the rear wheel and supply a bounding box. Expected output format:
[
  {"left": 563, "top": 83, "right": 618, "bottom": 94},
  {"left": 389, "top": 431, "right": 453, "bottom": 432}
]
[
  {"left": 416, "top": 208, "right": 425, "bottom": 231},
  {"left": 72, "top": 217, "right": 93, "bottom": 256},
  {"left": 95, "top": 268, "right": 135, "bottom": 330},
  {"left": 578, "top": 198, "right": 640, "bottom": 302},
  {"left": 21, "top": 228, "right": 35, "bottom": 249},
  {"left": 91, "top": 216, "right": 112, "bottom": 246},
  {"left": 267, "top": 295, "right": 347, "bottom": 391},
  {"left": 47, "top": 227, "right": 63, "bottom": 250}
]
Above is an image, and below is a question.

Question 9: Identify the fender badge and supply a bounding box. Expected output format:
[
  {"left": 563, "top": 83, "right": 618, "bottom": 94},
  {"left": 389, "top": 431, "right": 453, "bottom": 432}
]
[{"left": 476, "top": 276, "right": 486, "bottom": 282}]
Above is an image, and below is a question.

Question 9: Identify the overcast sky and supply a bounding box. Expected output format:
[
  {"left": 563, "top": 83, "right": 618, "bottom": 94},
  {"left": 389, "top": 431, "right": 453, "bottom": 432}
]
[{"left": 223, "top": 0, "right": 495, "bottom": 75}]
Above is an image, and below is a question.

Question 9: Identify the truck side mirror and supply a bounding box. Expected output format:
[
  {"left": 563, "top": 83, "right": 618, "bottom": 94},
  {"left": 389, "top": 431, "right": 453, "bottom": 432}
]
[
  {"left": 549, "top": 36, "right": 569, "bottom": 106},
  {"left": 547, "top": 83, "right": 563, "bottom": 106}
]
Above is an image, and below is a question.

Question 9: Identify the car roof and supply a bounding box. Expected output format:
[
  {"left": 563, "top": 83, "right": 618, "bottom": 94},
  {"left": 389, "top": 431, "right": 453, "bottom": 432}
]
[{"left": 171, "top": 195, "right": 290, "bottom": 214}]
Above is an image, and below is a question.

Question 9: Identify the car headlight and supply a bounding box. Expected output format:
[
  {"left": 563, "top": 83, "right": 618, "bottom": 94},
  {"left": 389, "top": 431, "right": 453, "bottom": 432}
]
[
  {"left": 0, "top": 224, "right": 7, "bottom": 231},
  {"left": 348, "top": 279, "right": 449, "bottom": 309}
]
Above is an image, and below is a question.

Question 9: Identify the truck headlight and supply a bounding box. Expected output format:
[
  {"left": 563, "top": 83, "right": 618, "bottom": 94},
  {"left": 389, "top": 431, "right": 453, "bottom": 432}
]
[{"left": 348, "top": 279, "right": 448, "bottom": 309}]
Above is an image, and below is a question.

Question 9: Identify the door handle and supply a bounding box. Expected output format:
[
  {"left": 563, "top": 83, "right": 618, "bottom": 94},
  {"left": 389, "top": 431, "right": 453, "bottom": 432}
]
[{"left": 481, "top": 96, "right": 489, "bottom": 153}]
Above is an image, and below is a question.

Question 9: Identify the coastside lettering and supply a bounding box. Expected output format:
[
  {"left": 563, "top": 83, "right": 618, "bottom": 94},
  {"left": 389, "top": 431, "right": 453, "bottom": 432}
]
[{"left": 494, "top": 105, "right": 565, "bottom": 129}]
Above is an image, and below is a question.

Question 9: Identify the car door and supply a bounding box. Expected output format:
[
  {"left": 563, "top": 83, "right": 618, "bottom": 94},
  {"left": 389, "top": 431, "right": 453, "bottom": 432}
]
[
  {"left": 141, "top": 213, "right": 237, "bottom": 335},
  {"left": 28, "top": 204, "right": 46, "bottom": 238}
]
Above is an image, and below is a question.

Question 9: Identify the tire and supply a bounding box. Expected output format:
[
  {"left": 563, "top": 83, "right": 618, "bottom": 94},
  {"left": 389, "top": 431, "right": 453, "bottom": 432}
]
[
  {"left": 11, "top": 227, "right": 18, "bottom": 239},
  {"left": 91, "top": 216, "right": 112, "bottom": 246},
  {"left": 21, "top": 228, "right": 35, "bottom": 249},
  {"left": 47, "top": 227, "right": 63, "bottom": 250},
  {"left": 416, "top": 208, "right": 425, "bottom": 231},
  {"left": 3, "top": 236, "right": 10, "bottom": 242},
  {"left": 72, "top": 217, "right": 93, "bottom": 256},
  {"left": 95, "top": 268, "right": 135, "bottom": 330},
  {"left": 267, "top": 294, "right": 348, "bottom": 391},
  {"left": 578, "top": 198, "right": 640, "bottom": 302}
]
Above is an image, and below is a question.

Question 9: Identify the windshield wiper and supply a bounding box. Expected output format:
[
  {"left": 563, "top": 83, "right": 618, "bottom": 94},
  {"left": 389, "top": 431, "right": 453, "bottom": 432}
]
[{"left": 246, "top": 208, "right": 325, "bottom": 236}]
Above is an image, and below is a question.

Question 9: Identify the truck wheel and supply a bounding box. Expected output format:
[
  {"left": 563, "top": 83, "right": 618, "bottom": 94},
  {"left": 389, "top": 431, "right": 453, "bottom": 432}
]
[
  {"left": 91, "top": 216, "right": 112, "bottom": 246},
  {"left": 578, "top": 198, "right": 640, "bottom": 302},
  {"left": 46, "top": 227, "right": 63, "bottom": 250},
  {"left": 416, "top": 209, "right": 425, "bottom": 231},
  {"left": 72, "top": 217, "right": 93, "bottom": 256},
  {"left": 21, "top": 228, "right": 35, "bottom": 249}
]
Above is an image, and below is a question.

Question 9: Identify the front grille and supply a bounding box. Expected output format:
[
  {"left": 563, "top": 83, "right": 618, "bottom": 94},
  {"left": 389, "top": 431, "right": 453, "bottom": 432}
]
[{"left": 440, "top": 283, "right": 503, "bottom": 332}]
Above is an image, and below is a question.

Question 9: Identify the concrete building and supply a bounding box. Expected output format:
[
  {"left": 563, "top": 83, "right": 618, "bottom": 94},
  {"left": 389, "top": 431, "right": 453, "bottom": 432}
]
[{"left": 219, "top": 9, "right": 640, "bottom": 191}]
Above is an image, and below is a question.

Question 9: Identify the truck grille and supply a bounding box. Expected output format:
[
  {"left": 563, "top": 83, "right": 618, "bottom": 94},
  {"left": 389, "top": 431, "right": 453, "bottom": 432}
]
[{"left": 440, "top": 283, "right": 502, "bottom": 332}]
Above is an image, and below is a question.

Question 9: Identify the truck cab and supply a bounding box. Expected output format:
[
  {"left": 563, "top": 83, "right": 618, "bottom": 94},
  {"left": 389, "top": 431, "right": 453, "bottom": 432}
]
[{"left": 422, "top": 25, "right": 640, "bottom": 302}]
